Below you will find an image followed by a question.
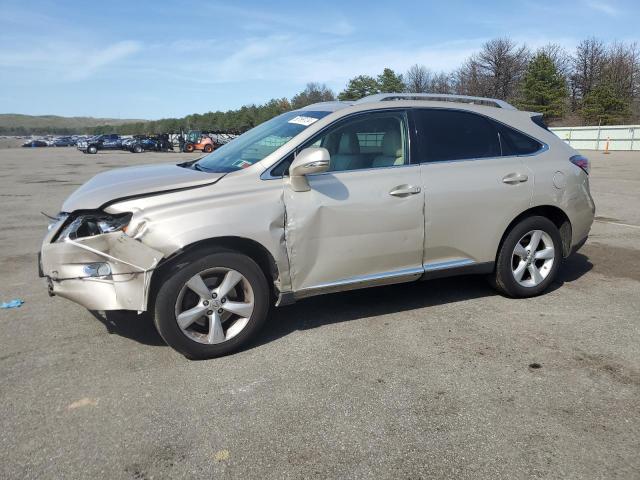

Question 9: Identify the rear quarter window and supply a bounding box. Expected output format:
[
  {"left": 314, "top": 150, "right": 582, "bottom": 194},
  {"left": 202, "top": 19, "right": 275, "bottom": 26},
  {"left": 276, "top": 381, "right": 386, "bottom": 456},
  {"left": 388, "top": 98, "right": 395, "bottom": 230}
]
[{"left": 495, "top": 123, "right": 543, "bottom": 156}]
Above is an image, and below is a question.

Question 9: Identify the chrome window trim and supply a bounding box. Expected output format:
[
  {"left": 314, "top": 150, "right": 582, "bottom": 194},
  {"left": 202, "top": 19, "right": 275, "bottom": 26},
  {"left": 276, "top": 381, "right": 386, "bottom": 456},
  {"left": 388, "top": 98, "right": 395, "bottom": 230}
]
[
  {"left": 416, "top": 143, "right": 550, "bottom": 166},
  {"left": 409, "top": 107, "right": 549, "bottom": 164},
  {"left": 306, "top": 162, "right": 420, "bottom": 179},
  {"left": 261, "top": 105, "right": 549, "bottom": 179},
  {"left": 261, "top": 107, "right": 411, "bottom": 180}
]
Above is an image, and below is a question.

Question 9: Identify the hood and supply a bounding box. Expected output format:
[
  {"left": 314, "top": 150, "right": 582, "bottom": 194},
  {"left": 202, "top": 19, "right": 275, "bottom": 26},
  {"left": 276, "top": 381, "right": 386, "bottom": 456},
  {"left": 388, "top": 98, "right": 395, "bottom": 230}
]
[{"left": 62, "top": 163, "right": 224, "bottom": 212}]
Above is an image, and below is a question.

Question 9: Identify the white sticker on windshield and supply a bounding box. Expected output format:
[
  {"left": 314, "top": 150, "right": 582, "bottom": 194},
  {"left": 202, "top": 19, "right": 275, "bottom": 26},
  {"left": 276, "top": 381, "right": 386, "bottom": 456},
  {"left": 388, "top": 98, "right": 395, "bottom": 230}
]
[{"left": 288, "top": 115, "right": 319, "bottom": 126}]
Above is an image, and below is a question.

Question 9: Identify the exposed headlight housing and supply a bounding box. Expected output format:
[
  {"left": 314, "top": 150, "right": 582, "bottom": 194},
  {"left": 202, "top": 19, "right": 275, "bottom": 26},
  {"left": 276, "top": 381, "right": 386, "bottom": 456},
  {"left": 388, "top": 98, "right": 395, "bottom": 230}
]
[{"left": 54, "top": 211, "right": 132, "bottom": 242}]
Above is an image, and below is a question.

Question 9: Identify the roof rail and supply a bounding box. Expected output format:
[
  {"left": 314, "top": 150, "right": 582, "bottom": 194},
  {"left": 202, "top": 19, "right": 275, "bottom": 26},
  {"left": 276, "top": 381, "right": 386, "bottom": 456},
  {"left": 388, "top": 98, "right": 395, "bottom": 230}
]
[{"left": 354, "top": 93, "right": 517, "bottom": 110}]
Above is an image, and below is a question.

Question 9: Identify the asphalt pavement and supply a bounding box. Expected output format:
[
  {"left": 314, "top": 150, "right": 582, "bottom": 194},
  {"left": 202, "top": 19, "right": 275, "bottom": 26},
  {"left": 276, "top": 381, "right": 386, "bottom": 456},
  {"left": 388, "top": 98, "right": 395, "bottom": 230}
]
[{"left": 0, "top": 147, "right": 638, "bottom": 479}]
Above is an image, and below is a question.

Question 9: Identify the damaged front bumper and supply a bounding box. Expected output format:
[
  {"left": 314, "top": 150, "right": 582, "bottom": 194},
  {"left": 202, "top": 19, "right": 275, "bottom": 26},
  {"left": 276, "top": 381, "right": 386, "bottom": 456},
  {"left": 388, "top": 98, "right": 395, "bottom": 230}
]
[{"left": 40, "top": 231, "right": 164, "bottom": 312}]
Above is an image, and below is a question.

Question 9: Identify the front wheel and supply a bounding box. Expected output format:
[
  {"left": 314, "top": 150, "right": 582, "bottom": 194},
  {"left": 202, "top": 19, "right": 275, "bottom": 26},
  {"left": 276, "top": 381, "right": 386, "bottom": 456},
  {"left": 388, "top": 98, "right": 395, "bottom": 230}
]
[
  {"left": 87, "top": 145, "right": 98, "bottom": 154},
  {"left": 492, "top": 216, "right": 562, "bottom": 298},
  {"left": 133, "top": 144, "right": 143, "bottom": 153},
  {"left": 203, "top": 144, "right": 213, "bottom": 153},
  {"left": 153, "top": 251, "right": 270, "bottom": 359}
]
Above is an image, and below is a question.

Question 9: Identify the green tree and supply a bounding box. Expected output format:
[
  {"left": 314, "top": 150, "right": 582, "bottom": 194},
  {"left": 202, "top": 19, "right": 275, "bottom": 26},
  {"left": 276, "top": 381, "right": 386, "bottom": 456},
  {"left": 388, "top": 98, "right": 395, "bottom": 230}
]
[
  {"left": 377, "top": 68, "right": 405, "bottom": 93},
  {"left": 338, "top": 75, "right": 380, "bottom": 100},
  {"left": 581, "top": 81, "right": 632, "bottom": 124},
  {"left": 291, "top": 83, "right": 335, "bottom": 109},
  {"left": 517, "top": 52, "right": 568, "bottom": 120}
]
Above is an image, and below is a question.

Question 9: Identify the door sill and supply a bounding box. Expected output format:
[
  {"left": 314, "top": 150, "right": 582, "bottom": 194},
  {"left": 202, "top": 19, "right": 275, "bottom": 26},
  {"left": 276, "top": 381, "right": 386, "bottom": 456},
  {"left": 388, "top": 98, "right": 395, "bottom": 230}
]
[{"left": 293, "top": 267, "right": 423, "bottom": 300}]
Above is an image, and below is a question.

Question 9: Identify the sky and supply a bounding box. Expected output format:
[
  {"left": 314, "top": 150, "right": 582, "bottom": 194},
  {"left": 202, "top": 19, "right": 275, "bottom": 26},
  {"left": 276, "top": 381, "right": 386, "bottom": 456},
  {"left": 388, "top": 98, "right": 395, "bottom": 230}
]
[{"left": 0, "top": 0, "right": 638, "bottom": 119}]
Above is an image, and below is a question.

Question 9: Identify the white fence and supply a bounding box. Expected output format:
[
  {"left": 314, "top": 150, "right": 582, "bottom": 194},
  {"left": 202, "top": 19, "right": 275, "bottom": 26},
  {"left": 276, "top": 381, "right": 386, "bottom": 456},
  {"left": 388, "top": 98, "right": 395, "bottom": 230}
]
[{"left": 550, "top": 125, "right": 640, "bottom": 151}]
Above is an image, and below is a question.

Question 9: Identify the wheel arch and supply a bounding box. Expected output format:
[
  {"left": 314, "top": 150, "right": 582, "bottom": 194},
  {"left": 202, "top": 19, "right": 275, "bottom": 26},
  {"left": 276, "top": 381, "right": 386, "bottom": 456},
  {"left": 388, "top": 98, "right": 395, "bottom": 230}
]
[
  {"left": 497, "top": 205, "right": 572, "bottom": 261},
  {"left": 149, "top": 236, "right": 280, "bottom": 306}
]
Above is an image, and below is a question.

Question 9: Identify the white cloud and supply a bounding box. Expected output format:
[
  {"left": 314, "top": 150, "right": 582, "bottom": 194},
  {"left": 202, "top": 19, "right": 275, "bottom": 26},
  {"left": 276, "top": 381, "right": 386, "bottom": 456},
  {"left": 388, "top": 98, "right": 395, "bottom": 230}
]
[
  {"left": 585, "top": 0, "right": 619, "bottom": 16},
  {"left": 0, "top": 40, "right": 142, "bottom": 81},
  {"left": 68, "top": 41, "right": 142, "bottom": 80},
  {"left": 154, "top": 34, "right": 481, "bottom": 88},
  {"left": 199, "top": 3, "right": 355, "bottom": 36}
]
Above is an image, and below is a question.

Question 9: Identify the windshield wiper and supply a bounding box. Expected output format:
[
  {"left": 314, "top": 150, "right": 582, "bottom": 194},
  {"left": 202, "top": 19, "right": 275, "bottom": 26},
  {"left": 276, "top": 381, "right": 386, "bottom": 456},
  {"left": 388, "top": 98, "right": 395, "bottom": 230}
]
[{"left": 192, "top": 162, "right": 208, "bottom": 172}]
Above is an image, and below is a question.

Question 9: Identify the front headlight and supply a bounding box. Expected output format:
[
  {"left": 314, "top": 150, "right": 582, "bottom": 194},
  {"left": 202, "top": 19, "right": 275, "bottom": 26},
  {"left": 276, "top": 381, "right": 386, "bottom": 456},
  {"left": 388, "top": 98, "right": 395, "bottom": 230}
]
[{"left": 54, "top": 212, "right": 132, "bottom": 242}]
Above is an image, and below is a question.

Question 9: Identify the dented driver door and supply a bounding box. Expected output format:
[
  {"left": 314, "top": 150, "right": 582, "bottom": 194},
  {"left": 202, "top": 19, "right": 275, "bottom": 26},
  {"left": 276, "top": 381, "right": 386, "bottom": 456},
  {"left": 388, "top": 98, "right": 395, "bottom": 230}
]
[{"left": 283, "top": 165, "right": 425, "bottom": 296}]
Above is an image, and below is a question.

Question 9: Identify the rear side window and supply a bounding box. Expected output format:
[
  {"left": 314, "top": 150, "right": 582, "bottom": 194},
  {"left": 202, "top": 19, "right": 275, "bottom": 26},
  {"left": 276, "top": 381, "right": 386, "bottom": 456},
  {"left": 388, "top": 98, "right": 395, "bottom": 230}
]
[
  {"left": 496, "top": 123, "right": 543, "bottom": 156},
  {"left": 412, "top": 109, "right": 500, "bottom": 162}
]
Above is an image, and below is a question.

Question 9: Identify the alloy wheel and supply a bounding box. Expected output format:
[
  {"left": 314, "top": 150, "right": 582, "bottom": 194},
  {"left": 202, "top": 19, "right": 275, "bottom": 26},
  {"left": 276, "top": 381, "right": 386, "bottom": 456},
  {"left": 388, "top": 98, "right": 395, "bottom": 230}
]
[
  {"left": 174, "top": 267, "right": 255, "bottom": 344},
  {"left": 511, "top": 229, "right": 555, "bottom": 287}
]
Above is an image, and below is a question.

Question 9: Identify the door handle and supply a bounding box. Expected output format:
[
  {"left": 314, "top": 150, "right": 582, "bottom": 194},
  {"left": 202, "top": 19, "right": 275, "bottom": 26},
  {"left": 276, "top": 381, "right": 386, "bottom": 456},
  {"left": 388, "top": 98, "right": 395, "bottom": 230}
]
[
  {"left": 389, "top": 185, "right": 421, "bottom": 197},
  {"left": 502, "top": 173, "right": 529, "bottom": 185}
]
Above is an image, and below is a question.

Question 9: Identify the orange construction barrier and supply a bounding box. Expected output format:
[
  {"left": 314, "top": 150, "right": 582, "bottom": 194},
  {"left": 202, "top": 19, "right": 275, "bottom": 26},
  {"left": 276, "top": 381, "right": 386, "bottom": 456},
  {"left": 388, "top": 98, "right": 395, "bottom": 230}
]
[{"left": 603, "top": 137, "right": 610, "bottom": 154}]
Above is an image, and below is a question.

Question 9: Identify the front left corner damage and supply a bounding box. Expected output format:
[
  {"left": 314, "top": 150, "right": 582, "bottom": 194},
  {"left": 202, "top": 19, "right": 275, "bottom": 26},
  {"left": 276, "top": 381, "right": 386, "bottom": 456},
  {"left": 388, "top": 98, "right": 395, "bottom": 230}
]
[{"left": 41, "top": 232, "right": 164, "bottom": 311}]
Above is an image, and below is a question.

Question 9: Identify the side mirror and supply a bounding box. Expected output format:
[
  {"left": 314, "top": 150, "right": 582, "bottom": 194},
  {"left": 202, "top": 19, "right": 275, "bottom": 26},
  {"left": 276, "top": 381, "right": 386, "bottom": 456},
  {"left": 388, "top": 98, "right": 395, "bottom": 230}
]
[{"left": 288, "top": 147, "right": 330, "bottom": 192}]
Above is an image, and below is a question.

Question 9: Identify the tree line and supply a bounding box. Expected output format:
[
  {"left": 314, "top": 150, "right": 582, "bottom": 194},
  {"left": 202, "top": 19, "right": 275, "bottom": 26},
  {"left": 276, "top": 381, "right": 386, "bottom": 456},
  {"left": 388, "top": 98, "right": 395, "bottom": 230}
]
[
  {"left": 335, "top": 37, "right": 639, "bottom": 126},
  {"left": 9, "top": 37, "right": 637, "bottom": 136}
]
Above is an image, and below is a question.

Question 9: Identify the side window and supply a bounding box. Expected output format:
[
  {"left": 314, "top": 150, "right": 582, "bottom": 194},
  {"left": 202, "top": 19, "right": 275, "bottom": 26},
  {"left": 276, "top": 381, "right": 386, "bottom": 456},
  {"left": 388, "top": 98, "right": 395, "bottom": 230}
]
[
  {"left": 413, "top": 109, "right": 501, "bottom": 162},
  {"left": 270, "top": 152, "right": 294, "bottom": 177},
  {"left": 495, "top": 123, "right": 543, "bottom": 156},
  {"left": 307, "top": 112, "right": 407, "bottom": 172}
]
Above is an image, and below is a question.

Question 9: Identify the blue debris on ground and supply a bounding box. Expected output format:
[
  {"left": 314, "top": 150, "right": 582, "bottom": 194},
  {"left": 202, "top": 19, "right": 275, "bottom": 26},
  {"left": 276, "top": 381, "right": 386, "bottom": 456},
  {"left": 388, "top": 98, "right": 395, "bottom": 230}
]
[{"left": 1, "top": 299, "right": 24, "bottom": 309}]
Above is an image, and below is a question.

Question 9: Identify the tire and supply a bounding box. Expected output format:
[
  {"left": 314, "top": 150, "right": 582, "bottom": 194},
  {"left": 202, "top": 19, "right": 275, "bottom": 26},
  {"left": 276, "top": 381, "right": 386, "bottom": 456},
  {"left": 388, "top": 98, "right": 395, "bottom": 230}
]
[
  {"left": 153, "top": 250, "right": 270, "bottom": 359},
  {"left": 87, "top": 145, "right": 98, "bottom": 154},
  {"left": 203, "top": 144, "right": 213, "bottom": 153},
  {"left": 133, "top": 144, "right": 143, "bottom": 153},
  {"left": 184, "top": 143, "right": 195, "bottom": 153},
  {"left": 492, "top": 215, "right": 562, "bottom": 298}
]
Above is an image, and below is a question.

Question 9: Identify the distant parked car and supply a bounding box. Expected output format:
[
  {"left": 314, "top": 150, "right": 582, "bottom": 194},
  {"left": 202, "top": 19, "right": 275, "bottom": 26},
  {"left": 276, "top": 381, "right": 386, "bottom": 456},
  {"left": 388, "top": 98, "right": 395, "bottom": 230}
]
[
  {"left": 127, "top": 134, "right": 174, "bottom": 153},
  {"left": 125, "top": 135, "right": 155, "bottom": 153},
  {"left": 53, "top": 137, "right": 76, "bottom": 147},
  {"left": 77, "top": 134, "right": 123, "bottom": 154},
  {"left": 22, "top": 140, "right": 48, "bottom": 148}
]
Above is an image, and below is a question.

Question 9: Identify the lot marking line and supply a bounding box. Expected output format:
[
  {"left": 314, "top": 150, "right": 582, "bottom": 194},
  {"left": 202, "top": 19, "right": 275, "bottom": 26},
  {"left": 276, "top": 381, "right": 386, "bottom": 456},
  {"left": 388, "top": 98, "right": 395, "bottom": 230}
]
[{"left": 594, "top": 219, "right": 640, "bottom": 230}]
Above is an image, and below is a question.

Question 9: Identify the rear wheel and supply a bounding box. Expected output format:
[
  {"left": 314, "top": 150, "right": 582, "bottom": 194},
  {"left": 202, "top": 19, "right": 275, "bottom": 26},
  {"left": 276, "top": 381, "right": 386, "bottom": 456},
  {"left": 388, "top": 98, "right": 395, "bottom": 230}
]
[
  {"left": 492, "top": 216, "right": 562, "bottom": 298},
  {"left": 133, "top": 144, "right": 143, "bottom": 153},
  {"left": 184, "top": 143, "right": 195, "bottom": 153},
  {"left": 203, "top": 144, "right": 213, "bottom": 153},
  {"left": 153, "top": 251, "right": 270, "bottom": 359}
]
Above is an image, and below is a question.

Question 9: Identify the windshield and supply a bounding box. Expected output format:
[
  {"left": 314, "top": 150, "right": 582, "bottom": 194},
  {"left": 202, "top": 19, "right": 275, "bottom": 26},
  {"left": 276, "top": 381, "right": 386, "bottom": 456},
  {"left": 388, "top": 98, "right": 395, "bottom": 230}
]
[{"left": 193, "top": 110, "right": 331, "bottom": 173}]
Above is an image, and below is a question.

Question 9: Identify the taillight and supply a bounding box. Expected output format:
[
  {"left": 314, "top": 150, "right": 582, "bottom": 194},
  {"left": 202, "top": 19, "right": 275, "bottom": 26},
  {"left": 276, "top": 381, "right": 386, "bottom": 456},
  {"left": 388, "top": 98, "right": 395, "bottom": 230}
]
[{"left": 570, "top": 154, "right": 590, "bottom": 174}]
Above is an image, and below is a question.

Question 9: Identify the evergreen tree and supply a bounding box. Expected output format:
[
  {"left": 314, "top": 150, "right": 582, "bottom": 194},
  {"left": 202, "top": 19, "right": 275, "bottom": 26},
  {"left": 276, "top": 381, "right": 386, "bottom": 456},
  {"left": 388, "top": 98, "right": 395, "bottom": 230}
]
[
  {"left": 581, "top": 81, "right": 632, "bottom": 124},
  {"left": 377, "top": 68, "right": 405, "bottom": 93},
  {"left": 517, "top": 52, "right": 568, "bottom": 120},
  {"left": 338, "top": 75, "right": 380, "bottom": 100}
]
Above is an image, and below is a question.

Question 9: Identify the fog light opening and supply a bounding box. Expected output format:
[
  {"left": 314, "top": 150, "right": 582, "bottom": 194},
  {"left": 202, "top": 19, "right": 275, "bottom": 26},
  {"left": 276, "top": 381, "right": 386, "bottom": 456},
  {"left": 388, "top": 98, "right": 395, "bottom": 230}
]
[{"left": 83, "top": 263, "right": 112, "bottom": 277}]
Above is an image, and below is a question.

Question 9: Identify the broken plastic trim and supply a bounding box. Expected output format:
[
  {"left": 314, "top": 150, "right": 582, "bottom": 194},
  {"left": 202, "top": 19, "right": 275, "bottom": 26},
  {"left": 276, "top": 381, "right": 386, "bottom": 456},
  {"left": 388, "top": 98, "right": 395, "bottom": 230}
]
[
  {"left": 41, "top": 232, "right": 165, "bottom": 311},
  {"left": 65, "top": 235, "right": 157, "bottom": 272}
]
